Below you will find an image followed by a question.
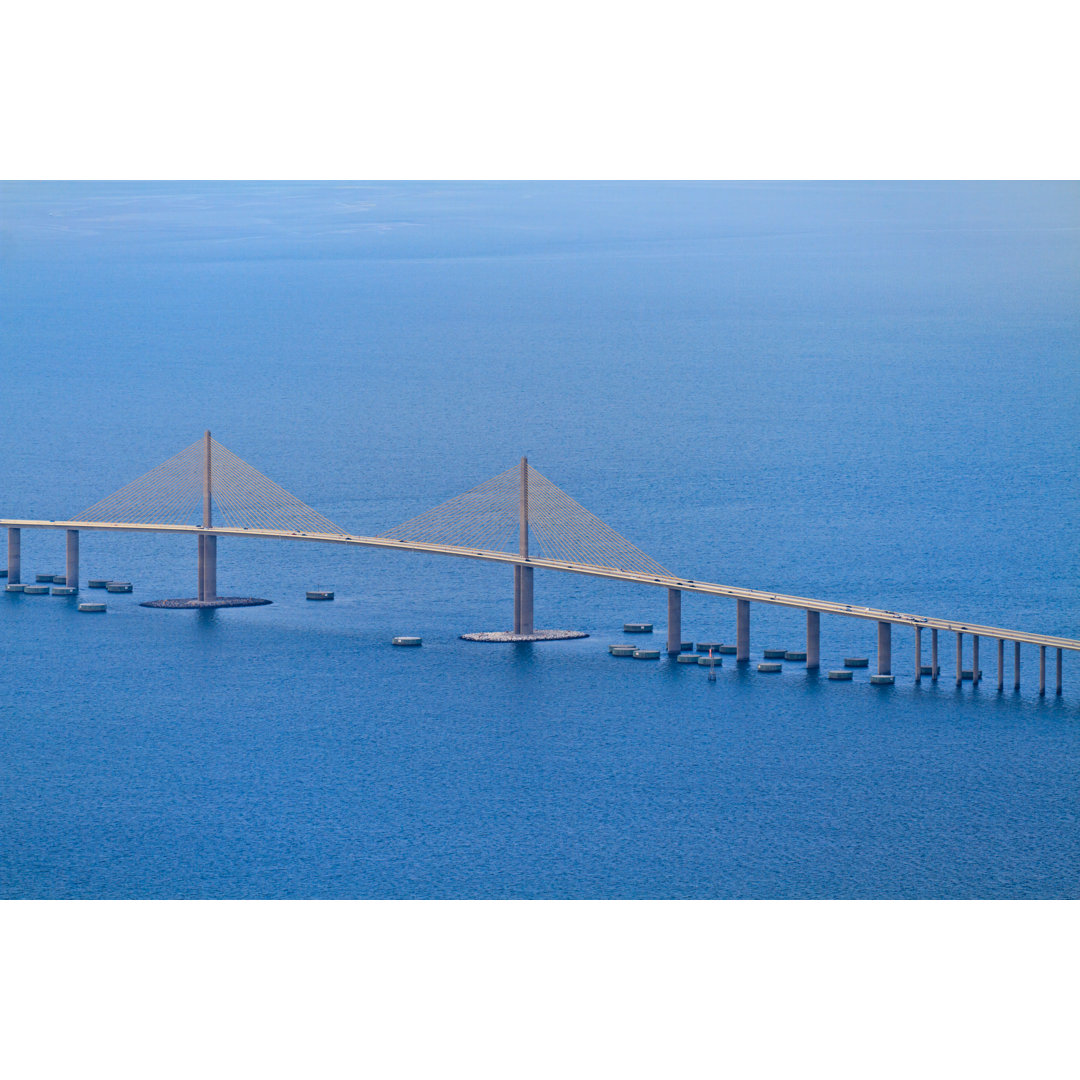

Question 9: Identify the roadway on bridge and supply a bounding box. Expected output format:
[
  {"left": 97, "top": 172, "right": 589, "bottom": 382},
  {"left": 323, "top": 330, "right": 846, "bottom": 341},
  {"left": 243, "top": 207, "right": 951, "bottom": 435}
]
[{"left": 4, "top": 517, "right": 1079, "bottom": 653}]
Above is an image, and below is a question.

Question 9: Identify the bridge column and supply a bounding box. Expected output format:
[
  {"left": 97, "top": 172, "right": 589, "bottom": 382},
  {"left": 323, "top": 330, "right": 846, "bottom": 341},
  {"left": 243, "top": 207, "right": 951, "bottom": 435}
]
[
  {"left": 932, "top": 628, "right": 939, "bottom": 681},
  {"left": 518, "top": 565, "right": 533, "bottom": 636},
  {"left": 736, "top": 599, "right": 749, "bottom": 662},
  {"left": 667, "top": 588, "right": 681, "bottom": 656},
  {"left": 1039, "top": 645, "right": 1046, "bottom": 695},
  {"left": 513, "top": 566, "right": 521, "bottom": 634},
  {"left": 1057, "top": 648, "right": 1063, "bottom": 695},
  {"left": 1014, "top": 642, "right": 1020, "bottom": 691},
  {"left": 972, "top": 636, "right": 980, "bottom": 685},
  {"left": 7, "top": 527, "right": 20, "bottom": 584},
  {"left": 203, "top": 535, "right": 217, "bottom": 601},
  {"left": 956, "top": 633, "right": 963, "bottom": 686},
  {"left": 877, "top": 621, "right": 891, "bottom": 676},
  {"left": 65, "top": 529, "right": 79, "bottom": 589},
  {"left": 915, "top": 626, "right": 922, "bottom": 683},
  {"left": 997, "top": 639, "right": 1004, "bottom": 691},
  {"left": 806, "top": 610, "right": 820, "bottom": 669}
]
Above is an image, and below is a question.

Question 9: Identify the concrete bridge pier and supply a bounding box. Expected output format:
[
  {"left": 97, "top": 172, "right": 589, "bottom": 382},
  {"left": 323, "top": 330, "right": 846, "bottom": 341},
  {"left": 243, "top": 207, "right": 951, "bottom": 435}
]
[
  {"left": 666, "top": 588, "right": 681, "bottom": 656},
  {"left": 915, "top": 626, "right": 922, "bottom": 682},
  {"left": 7, "top": 527, "right": 20, "bottom": 583},
  {"left": 736, "top": 599, "right": 749, "bottom": 662},
  {"left": 198, "top": 534, "right": 217, "bottom": 601},
  {"left": 877, "top": 621, "right": 891, "bottom": 675},
  {"left": 1057, "top": 648, "right": 1063, "bottom": 695},
  {"left": 806, "top": 610, "right": 820, "bottom": 669},
  {"left": 997, "top": 639, "right": 1004, "bottom": 691},
  {"left": 517, "top": 565, "right": 533, "bottom": 636},
  {"left": 1039, "top": 646, "right": 1046, "bottom": 695},
  {"left": 932, "top": 628, "right": 939, "bottom": 681},
  {"left": 66, "top": 529, "right": 79, "bottom": 589},
  {"left": 1014, "top": 642, "right": 1021, "bottom": 691},
  {"left": 956, "top": 632, "right": 963, "bottom": 686},
  {"left": 972, "top": 636, "right": 980, "bottom": 685}
]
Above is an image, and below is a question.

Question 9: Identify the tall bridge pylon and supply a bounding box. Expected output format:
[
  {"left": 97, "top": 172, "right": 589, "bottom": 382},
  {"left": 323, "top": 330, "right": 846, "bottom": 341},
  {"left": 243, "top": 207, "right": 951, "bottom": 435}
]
[
  {"left": 78, "top": 432, "right": 346, "bottom": 600},
  {"left": 379, "top": 457, "right": 670, "bottom": 635}
]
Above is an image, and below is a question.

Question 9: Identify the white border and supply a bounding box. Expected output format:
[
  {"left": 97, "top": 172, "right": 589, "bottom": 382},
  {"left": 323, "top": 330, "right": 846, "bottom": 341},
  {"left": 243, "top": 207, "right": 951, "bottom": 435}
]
[
  {"left": 3, "top": 902, "right": 1077, "bottom": 1078},
  {"left": 1, "top": 1, "right": 1077, "bottom": 178}
]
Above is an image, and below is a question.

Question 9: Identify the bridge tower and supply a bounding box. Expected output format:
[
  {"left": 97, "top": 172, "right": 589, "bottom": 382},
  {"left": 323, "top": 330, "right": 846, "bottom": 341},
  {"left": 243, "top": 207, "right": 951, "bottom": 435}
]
[
  {"left": 197, "top": 430, "right": 217, "bottom": 601},
  {"left": 513, "top": 456, "right": 533, "bottom": 635}
]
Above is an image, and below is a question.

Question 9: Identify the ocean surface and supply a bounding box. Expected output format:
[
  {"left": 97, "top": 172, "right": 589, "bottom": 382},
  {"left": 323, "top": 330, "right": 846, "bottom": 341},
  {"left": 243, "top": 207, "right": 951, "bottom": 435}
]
[{"left": 1, "top": 181, "right": 1078, "bottom": 899}]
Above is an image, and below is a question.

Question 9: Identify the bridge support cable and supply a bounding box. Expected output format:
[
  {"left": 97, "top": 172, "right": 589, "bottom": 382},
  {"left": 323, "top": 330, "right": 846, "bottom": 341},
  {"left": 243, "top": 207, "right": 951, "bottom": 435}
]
[
  {"left": 77, "top": 434, "right": 347, "bottom": 536},
  {"left": 381, "top": 457, "right": 670, "bottom": 636},
  {"left": 379, "top": 461, "right": 670, "bottom": 578}
]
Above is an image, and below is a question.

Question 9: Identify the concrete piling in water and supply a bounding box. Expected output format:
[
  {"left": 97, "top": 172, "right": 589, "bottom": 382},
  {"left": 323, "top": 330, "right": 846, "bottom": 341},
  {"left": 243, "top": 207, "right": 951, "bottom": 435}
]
[
  {"left": 877, "top": 621, "right": 891, "bottom": 676},
  {"left": 1057, "top": 648, "right": 1063, "bottom": 695},
  {"left": 932, "top": 628, "right": 939, "bottom": 681},
  {"left": 997, "top": 639, "right": 1004, "bottom": 691},
  {"left": 972, "top": 636, "right": 980, "bottom": 685},
  {"left": 1039, "top": 645, "right": 1046, "bottom": 695},
  {"left": 7, "top": 527, "right": 20, "bottom": 584},
  {"left": 806, "top": 610, "right": 820, "bottom": 670},
  {"left": 736, "top": 599, "right": 749, "bottom": 662},
  {"left": 1014, "top": 641, "right": 1021, "bottom": 691},
  {"left": 956, "top": 632, "right": 963, "bottom": 687},
  {"left": 915, "top": 625, "right": 922, "bottom": 683},
  {"left": 667, "top": 588, "right": 681, "bottom": 656}
]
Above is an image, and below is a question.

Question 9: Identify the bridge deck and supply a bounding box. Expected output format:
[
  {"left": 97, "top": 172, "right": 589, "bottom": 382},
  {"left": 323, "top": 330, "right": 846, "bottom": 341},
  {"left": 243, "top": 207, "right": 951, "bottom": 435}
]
[{"left": 4, "top": 519, "right": 1079, "bottom": 653}]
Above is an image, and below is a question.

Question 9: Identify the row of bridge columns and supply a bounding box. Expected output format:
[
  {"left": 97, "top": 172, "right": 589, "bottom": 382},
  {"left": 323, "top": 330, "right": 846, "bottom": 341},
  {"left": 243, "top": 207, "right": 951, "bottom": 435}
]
[
  {"left": 6, "top": 527, "right": 80, "bottom": 586},
  {"left": 659, "top": 586, "right": 1064, "bottom": 695},
  {"left": 6, "top": 525, "right": 216, "bottom": 600}
]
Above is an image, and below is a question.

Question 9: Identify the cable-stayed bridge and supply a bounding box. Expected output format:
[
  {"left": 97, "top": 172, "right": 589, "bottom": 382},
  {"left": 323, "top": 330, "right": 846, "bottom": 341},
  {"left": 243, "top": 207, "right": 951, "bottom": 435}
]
[{"left": 2, "top": 433, "right": 1077, "bottom": 694}]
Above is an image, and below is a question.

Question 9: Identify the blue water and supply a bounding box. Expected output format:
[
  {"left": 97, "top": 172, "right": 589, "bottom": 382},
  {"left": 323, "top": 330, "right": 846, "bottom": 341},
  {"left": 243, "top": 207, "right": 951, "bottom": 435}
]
[{"left": 2, "top": 182, "right": 1078, "bottom": 898}]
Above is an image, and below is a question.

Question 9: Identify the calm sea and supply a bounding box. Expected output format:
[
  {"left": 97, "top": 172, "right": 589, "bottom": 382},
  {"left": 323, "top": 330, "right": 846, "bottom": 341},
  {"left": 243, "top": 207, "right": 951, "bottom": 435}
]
[{"left": 1, "top": 181, "right": 1078, "bottom": 898}]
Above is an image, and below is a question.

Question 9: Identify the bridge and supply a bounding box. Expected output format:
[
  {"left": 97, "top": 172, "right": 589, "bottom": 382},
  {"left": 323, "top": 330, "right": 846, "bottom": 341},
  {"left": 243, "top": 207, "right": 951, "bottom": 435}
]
[{"left": 2, "top": 432, "right": 1077, "bottom": 695}]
